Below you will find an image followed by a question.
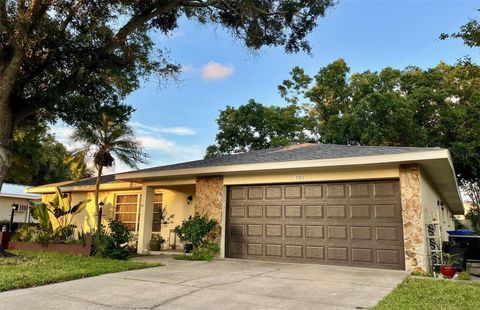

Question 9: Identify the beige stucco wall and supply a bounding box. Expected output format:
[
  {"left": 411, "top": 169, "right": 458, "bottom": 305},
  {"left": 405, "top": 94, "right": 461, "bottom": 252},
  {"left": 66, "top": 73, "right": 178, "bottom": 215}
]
[
  {"left": 420, "top": 171, "right": 454, "bottom": 241},
  {"left": 223, "top": 165, "right": 399, "bottom": 185},
  {"left": 0, "top": 196, "right": 37, "bottom": 223}
]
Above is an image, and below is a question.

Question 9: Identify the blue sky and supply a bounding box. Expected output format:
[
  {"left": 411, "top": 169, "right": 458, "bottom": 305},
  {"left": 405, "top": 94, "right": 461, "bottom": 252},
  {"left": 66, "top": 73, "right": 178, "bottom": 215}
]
[{"left": 54, "top": 0, "right": 479, "bottom": 172}]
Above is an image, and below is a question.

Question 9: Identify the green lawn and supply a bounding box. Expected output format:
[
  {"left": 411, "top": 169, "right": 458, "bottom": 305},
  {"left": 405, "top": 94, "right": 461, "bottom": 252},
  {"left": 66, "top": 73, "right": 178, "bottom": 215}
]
[
  {"left": 0, "top": 251, "right": 161, "bottom": 291},
  {"left": 373, "top": 277, "right": 480, "bottom": 310}
]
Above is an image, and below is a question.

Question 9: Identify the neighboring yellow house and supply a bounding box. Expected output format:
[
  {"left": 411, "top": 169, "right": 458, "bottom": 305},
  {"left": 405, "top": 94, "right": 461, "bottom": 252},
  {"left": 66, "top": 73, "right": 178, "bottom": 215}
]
[
  {"left": 0, "top": 183, "right": 41, "bottom": 226},
  {"left": 28, "top": 143, "right": 463, "bottom": 274}
]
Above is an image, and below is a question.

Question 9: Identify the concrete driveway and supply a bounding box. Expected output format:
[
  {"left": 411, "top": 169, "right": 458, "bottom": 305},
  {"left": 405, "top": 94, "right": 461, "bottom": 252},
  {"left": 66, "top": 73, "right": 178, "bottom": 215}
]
[{"left": 0, "top": 257, "right": 407, "bottom": 309}]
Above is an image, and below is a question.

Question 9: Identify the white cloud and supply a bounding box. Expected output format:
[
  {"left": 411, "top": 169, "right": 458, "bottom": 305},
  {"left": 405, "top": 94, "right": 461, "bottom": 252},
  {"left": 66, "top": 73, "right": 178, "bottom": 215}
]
[
  {"left": 130, "top": 122, "right": 196, "bottom": 136},
  {"left": 138, "top": 136, "right": 203, "bottom": 161},
  {"left": 201, "top": 61, "right": 234, "bottom": 80}
]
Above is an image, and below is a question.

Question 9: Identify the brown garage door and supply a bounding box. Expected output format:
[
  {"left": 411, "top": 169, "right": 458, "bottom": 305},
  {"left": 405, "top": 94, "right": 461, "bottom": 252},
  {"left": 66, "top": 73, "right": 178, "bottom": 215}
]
[{"left": 226, "top": 180, "right": 405, "bottom": 270}]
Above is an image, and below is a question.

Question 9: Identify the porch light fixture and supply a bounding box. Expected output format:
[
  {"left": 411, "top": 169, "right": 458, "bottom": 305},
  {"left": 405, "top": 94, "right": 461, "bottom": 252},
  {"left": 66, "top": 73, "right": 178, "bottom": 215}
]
[
  {"left": 437, "top": 200, "right": 445, "bottom": 211},
  {"left": 97, "top": 202, "right": 105, "bottom": 232},
  {"left": 187, "top": 195, "right": 193, "bottom": 205},
  {"left": 10, "top": 203, "right": 19, "bottom": 232}
]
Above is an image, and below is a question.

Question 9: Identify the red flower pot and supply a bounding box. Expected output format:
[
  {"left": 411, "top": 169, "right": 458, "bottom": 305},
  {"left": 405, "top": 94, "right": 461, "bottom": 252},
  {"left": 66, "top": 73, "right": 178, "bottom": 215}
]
[{"left": 441, "top": 265, "right": 457, "bottom": 279}]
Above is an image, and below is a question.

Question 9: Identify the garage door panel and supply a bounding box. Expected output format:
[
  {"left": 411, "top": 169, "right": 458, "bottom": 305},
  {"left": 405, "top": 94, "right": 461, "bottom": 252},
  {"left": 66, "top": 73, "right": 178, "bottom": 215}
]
[
  {"left": 304, "top": 185, "right": 323, "bottom": 198},
  {"left": 266, "top": 186, "right": 282, "bottom": 199},
  {"left": 306, "top": 246, "right": 325, "bottom": 259},
  {"left": 351, "top": 248, "right": 374, "bottom": 263},
  {"left": 227, "top": 181, "right": 404, "bottom": 270},
  {"left": 325, "top": 184, "right": 346, "bottom": 198},
  {"left": 373, "top": 182, "right": 397, "bottom": 197},
  {"left": 376, "top": 249, "right": 401, "bottom": 265},
  {"left": 326, "top": 225, "right": 348, "bottom": 240},
  {"left": 265, "top": 205, "right": 282, "bottom": 218},
  {"left": 349, "top": 183, "right": 371, "bottom": 198},
  {"left": 328, "top": 247, "right": 349, "bottom": 261},
  {"left": 305, "top": 205, "right": 324, "bottom": 218},
  {"left": 265, "top": 224, "right": 282, "bottom": 237},
  {"left": 230, "top": 205, "right": 245, "bottom": 218},
  {"left": 247, "top": 243, "right": 263, "bottom": 256},
  {"left": 285, "top": 225, "right": 303, "bottom": 237},
  {"left": 285, "top": 205, "right": 302, "bottom": 217},
  {"left": 247, "top": 205, "right": 263, "bottom": 218},
  {"left": 247, "top": 224, "right": 263, "bottom": 237},
  {"left": 349, "top": 205, "right": 371, "bottom": 218},
  {"left": 266, "top": 244, "right": 283, "bottom": 257},
  {"left": 285, "top": 245, "right": 303, "bottom": 258},
  {"left": 326, "top": 205, "right": 347, "bottom": 218},
  {"left": 284, "top": 185, "right": 302, "bottom": 199},
  {"left": 350, "top": 226, "right": 372, "bottom": 240},
  {"left": 305, "top": 225, "right": 324, "bottom": 238}
]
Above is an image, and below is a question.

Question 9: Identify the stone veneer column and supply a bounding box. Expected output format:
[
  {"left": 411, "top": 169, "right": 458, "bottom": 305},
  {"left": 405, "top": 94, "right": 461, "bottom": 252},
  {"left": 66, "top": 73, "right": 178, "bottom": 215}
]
[
  {"left": 195, "top": 176, "right": 224, "bottom": 240},
  {"left": 399, "top": 164, "right": 428, "bottom": 273}
]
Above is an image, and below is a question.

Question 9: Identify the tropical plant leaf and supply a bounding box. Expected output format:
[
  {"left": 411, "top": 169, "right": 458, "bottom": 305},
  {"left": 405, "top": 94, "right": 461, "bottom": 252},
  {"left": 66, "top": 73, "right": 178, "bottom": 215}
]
[{"left": 70, "top": 200, "right": 89, "bottom": 215}]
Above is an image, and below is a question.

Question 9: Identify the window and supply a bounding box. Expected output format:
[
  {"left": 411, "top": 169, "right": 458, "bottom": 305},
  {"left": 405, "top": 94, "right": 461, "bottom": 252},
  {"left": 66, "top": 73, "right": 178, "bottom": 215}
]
[
  {"left": 114, "top": 194, "right": 140, "bottom": 231},
  {"left": 152, "top": 194, "right": 164, "bottom": 233}
]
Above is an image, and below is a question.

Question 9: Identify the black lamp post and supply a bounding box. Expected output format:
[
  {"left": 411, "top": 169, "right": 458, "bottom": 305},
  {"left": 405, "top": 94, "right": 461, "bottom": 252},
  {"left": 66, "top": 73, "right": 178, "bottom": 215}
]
[
  {"left": 97, "top": 202, "right": 105, "bottom": 232},
  {"left": 10, "top": 204, "right": 18, "bottom": 232}
]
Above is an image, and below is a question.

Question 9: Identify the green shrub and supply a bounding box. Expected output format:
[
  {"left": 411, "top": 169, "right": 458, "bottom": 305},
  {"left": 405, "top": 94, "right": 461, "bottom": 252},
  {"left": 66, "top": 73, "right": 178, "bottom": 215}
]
[
  {"left": 174, "top": 214, "right": 218, "bottom": 247},
  {"left": 173, "top": 240, "right": 220, "bottom": 261},
  {"left": 458, "top": 270, "right": 471, "bottom": 281},
  {"left": 93, "top": 220, "right": 132, "bottom": 260}
]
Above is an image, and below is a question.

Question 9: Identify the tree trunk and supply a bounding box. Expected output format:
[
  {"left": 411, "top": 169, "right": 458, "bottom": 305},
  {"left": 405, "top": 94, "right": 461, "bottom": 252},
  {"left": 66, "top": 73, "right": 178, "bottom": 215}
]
[
  {"left": 94, "top": 165, "right": 103, "bottom": 231},
  {"left": 0, "top": 94, "right": 15, "bottom": 192},
  {"left": 0, "top": 47, "right": 24, "bottom": 191}
]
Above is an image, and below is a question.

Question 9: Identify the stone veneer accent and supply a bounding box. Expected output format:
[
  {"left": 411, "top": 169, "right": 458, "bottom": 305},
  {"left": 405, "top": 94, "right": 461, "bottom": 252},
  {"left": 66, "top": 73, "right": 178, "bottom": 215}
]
[
  {"left": 399, "top": 164, "right": 428, "bottom": 273},
  {"left": 195, "top": 176, "right": 224, "bottom": 240}
]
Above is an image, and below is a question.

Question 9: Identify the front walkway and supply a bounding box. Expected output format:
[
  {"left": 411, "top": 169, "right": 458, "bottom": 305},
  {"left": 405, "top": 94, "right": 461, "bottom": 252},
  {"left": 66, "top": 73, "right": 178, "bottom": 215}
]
[{"left": 0, "top": 257, "right": 407, "bottom": 309}]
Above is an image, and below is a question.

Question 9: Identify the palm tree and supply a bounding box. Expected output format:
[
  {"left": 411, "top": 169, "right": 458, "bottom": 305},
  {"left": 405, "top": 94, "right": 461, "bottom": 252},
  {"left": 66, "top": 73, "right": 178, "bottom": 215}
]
[{"left": 71, "top": 113, "right": 148, "bottom": 231}]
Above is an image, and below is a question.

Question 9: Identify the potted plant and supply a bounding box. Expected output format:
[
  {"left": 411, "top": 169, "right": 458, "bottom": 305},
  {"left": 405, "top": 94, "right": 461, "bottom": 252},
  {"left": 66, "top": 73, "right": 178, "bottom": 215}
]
[
  {"left": 174, "top": 214, "right": 218, "bottom": 254},
  {"left": 441, "top": 253, "right": 461, "bottom": 278},
  {"left": 149, "top": 234, "right": 165, "bottom": 251}
]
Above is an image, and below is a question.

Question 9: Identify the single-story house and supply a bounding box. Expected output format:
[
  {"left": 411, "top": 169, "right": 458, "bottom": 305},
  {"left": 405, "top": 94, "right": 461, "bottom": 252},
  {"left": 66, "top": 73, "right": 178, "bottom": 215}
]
[
  {"left": 0, "top": 183, "right": 41, "bottom": 226},
  {"left": 28, "top": 143, "right": 463, "bottom": 273}
]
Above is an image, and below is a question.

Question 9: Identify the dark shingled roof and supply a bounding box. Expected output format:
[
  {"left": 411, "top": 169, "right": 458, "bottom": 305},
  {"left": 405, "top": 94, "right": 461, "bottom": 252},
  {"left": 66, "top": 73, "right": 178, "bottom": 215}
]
[
  {"left": 119, "top": 143, "right": 440, "bottom": 176},
  {"left": 61, "top": 174, "right": 117, "bottom": 188}
]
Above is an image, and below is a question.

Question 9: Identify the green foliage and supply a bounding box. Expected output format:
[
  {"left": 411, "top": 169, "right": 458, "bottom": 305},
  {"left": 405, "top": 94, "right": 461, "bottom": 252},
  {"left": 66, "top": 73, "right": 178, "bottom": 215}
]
[
  {"left": 205, "top": 100, "right": 309, "bottom": 158},
  {"left": 442, "top": 253, "right": 461, "bottom": 267},
  {"left": 5, "top": 127, "right": 90, "bottom": 186},
  {"left": 466, "top": 208, "right": 480, "bottom": 234},
  {"left": 209, "top": 59, "right": 480, "bottom": 196},
  {"left": 454, "top": 218, "right": 468, "bottom": 230},
  {"left": 93, "top": 220, "right": 133, "bottom": 260},
  {"left": 149, "top": 234, "right": 165, "bottom": 251},
  {"left": 440, "top": 10, "right": 480, "bottom": 48},
  {"left": 15, "top": 187, "right": 88, "bottom": 244},
  {"left": 0, "top": 0, "right": 335, "bottom": 190},
  {"left": 458, "top": 270, "right": 471, "bottom": 281},
  {"left": 174, "top": 214, "right": 218, "bottom": 247},
  {"left": 71, "top": 110, "right": 148, "bottom": 219},
  {"left": 373, "top": 278, "right": 480, "bottom": 309},
  {"left": 0, "top": 251, "right": 160, "bottom": 292},
  {"left": 173, "top": 241, "right": 220, "bottom": 261}
]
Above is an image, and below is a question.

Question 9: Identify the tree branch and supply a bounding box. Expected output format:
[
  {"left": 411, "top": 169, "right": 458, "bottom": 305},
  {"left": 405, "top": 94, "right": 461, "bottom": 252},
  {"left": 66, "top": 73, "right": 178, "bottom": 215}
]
[
  {"left": 59, "top": 0, "right": 86, "bottom": 32},
  {"left": 104, "top": 0, "right": 223, "bottom": 53},
  {"left": 0, "top": 0, "right": 8, "bottom": 27}
]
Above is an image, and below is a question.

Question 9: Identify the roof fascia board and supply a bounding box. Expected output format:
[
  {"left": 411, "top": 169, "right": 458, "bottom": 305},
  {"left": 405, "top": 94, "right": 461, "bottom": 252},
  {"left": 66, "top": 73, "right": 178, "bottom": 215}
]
[{"left": 117, "top": 150, "right": 449, "bottom": 180}]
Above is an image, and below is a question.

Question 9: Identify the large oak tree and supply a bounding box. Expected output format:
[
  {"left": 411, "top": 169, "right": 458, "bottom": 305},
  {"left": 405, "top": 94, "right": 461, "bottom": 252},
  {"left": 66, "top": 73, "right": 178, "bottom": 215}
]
[{"left": 0, "top": 0, "right": 335, "bottom": 190}]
